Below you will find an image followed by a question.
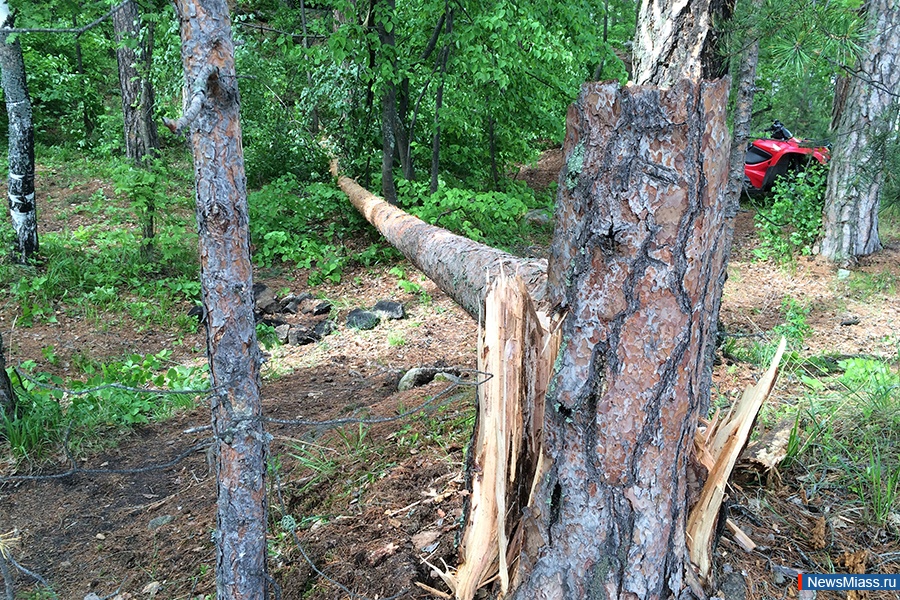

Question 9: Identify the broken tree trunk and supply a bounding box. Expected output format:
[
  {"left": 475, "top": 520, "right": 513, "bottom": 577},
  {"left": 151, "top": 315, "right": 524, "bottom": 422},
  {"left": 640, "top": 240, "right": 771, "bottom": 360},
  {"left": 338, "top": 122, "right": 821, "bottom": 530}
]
[
  {"left": 333, "top": 165, "right": 547, "bottom": 319},
  {"left": 340, "top": 77, "right": 733, "bottom": 599},
  {"left": 172, "top": 1, "right": 267, "bottom": 599},
  {"left": 504, "top": 77, "right": 731, "bottom": 600}
]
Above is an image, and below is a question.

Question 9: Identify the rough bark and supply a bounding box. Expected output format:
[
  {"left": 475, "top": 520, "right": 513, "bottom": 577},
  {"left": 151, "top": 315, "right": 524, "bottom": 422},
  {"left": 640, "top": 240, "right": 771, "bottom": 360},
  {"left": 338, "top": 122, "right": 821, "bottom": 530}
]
[
  {"left": 172, "top": 2, "right": 267, "bottom": 599},
  {"left": 724, "top": 0, "right": 762, "bottom": 213},
  {"left": 632, "top": 0, "right": 720, "bottom": 86},
  {"left": 334, "top": 167, "right": 548, "bottom": 319},
  {"left": 0, "top": 5, "right": 38, "bottom": 262},
  {"left": 508, "top": 78, "right": 732, "bottom": 600},
  {"left": 820, "top": 0, "right": 900, "bottom": 263},
  {"left": 113, "top": 0, "right": 160, "bottom": 260},
  {"left": 377, "top": 0, "right": 398, "bottom": 204}
]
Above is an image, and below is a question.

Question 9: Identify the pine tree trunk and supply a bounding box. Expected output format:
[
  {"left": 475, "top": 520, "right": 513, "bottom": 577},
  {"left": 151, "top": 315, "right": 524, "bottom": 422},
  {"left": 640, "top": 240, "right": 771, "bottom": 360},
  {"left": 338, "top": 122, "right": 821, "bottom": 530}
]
[
  {"left": 820, "top": 0, "right": 900, "bottom": 263},
  {"left": 172, "top": 2, "right": 267, "bottom": 599},
  {"left": 0, "top": 7, "right": 38, "bottom": 262},
  {"left": 499, "top": 78, "right": 731, "bottom": 600},
  {"left": 724, "top": 0, "right": 762, "bottom": 212},
  {"left": 113, "top": 0, "right": 160, "bottom": 261}
]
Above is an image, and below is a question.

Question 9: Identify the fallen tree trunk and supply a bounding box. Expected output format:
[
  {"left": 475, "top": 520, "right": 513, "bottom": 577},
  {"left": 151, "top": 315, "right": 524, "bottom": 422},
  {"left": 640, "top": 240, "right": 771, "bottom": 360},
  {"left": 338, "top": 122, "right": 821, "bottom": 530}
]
[{"left": 333, "top": 167, "right": 548, "bottom": 319}]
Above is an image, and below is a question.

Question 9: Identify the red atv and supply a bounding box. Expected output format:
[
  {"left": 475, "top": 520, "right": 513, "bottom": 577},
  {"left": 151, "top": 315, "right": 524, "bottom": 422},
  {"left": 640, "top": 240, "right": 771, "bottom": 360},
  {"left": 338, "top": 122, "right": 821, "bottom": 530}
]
[{"left": 744, "top": 121, "right": 829, "bottom": 193}]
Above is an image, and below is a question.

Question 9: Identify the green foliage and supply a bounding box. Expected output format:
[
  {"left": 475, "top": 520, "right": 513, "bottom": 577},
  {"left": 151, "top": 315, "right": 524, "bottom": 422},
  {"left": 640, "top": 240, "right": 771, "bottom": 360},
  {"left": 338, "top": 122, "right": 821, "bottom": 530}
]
[
  {"left": 247, "top": 175, "right": 392, "bottom": 284},
  {"left": 783, "top": 355, "right": 900, "bottom": 526},
  {"left": 2, "top": 351, "right": 208, "bottom": 464},
  {"left": 753, "top": 164, "right": 828, "bottom": 262},
  {"left": 722, "top": 297, "right": 812, "bottom": 367},
  {"left": 397, "top": 179, "right": 546, "bottom": 250},
  {"left": 256, "top": 322, "right": 281, "bottom": 350}
]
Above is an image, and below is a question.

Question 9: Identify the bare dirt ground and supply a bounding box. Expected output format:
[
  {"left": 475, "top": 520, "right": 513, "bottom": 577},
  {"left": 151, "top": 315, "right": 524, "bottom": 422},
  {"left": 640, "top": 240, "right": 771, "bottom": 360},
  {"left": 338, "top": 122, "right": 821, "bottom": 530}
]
[{"left": 1, "top": 165, "right": 899, "bottom": 600}]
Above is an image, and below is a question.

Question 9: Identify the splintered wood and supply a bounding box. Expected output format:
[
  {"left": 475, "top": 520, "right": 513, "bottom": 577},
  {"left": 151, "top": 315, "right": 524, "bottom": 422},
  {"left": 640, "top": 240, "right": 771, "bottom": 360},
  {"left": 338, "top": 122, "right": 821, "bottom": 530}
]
[
  {"left": 450, "top": 274, "right": 560, "bottom": 600},
  {"left": 687, "top": 337, "right": 787, "bottom": 581}
]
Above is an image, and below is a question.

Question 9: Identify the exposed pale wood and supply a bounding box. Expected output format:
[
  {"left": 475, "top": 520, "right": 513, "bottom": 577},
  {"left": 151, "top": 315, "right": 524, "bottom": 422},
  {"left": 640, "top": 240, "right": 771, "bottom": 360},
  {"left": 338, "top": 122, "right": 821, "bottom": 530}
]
[
  {"left": 454, "top": 273, "right": 560, "bottom": 600},
  {"left": 726, "top": 518, "right": 757, "bottom": 552},
  {"left": 687, "top": 337, "right": 787, "bottom": 580}
]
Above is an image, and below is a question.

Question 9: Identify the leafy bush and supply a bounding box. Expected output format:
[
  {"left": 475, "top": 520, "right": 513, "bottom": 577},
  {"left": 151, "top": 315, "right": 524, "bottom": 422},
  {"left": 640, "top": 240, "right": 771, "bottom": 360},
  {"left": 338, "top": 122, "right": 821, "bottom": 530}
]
[
  {"left": 753, "top": 163, "right": 828, "bottom": 262},
  {"left": 397, "top": 179, "right": 546, "bottom": 249},
  {"left": 248, "top": 175, "right": 390, "bottom": 284},
  {"left": 2, "top": 351, "right": 208, "bottom": 463}
]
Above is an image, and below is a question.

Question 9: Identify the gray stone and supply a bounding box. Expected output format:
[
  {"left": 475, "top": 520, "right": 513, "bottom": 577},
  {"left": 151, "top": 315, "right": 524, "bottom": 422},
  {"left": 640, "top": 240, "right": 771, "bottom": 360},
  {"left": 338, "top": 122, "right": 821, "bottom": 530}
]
[
  {"left": 398, "top": 366, "right": 460, "bottom": 391},
  {"left": 148, "top": 514, "right": 174, "bottom": 530},
  {"left": 524, "top": 208, "right": 552, "bottom": 226},
  {"left": 288, "top": 327, "right": 318, "bottom": 346},
  {"left": 312, "top": 301, "right": 332, "bottom": 316},
  {"left": 281, "top": 292, "right": 312, "bottom": 314},
  {"left": 274, "top": 324, "right": 290, "bottom": 344},
  {"left": 347, "top": 309, "right": 380, "bottom": 330},
  {"left": 253, "top": 284, "right": 279, "bottom": 314},
  {"left": 314, "top": 319, "right": 335, "bottom": 338},
  {"left": 837, "top": 268, "right": 852, "bottom": 280},
  {"left": 372, "top": 299, "right": 405, "bottom": 320}
]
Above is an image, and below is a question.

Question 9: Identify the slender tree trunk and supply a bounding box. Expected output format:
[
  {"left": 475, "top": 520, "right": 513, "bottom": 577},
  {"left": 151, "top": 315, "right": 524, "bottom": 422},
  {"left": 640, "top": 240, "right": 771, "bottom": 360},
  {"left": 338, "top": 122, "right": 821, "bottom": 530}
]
[
  {"left": 376, "top": 0, "right": 398, "bottom": 204},
  {"left": 430, "top": 6, "right": 452, "bottom": 194},
  {"left": 114, "top": 0, "right": 160, "bottom": 262},
  {"left": 0, "top": 5, "right": 37, "bottom": 262},
  {"left": 820, "top": 0, "right": 900, "bottom": 263},
  {"left": 172, "top": 2, "right": 267, "bottom": 599},
  {"left": 0, "top": 331, "right": 16, "bottom": 419},
  {"left": 724, "top": 0, "right": 762, "bottom": 212}
]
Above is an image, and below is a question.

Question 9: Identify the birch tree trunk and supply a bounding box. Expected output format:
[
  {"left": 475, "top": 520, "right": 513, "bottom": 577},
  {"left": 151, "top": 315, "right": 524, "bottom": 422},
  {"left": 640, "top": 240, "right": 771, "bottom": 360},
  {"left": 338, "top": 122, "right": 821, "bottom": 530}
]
[
  {"left": 820, "top": 0, "right": 900, "bottom": 263},
  {"left": 172, "top": 1, "right": 267, "bottom": 599},
  {"left": 0, "top": 4, "right": 38, "bottom": 262},
  {"left": 113, "top": 0, "right": 160, "bottom": 261}
]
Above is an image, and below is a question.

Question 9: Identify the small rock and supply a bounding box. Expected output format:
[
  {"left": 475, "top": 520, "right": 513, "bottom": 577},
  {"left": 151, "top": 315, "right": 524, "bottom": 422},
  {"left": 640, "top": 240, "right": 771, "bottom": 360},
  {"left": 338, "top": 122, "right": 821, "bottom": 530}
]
[
  {"left": 281, "top": 292, "right": 312, "bottom": 314},
  {"left": 253, "top": 283, "right": 279, "bottom": 314},
  {"left": 313, "top": 319, "right": 336, "bottom": 338},
  {"left": 524, "top": 208, "right": 552, "bottom": 226},
  {"left": 84, "top": 594, "right": 102, "bottom": 600},
  {"left": 288, "top": 327, "right": 318, "bottom": 346},
  {"left": 398, "top": 366, "right": 460, "bottom": 391},
  {"left": 313, "top": 301, "right": 332, "bottom": 316},
  {"left": 148, "top": 514, "right": 175, "bottom": 530},
  {"left": 372, "top": 300, "right": 405, "bottom": 320},
  {"left": 837, "top": 268, "right": 852, "bottom": 280},
  {"left": 274, "top": 324, "right": 290, "bottom": 344},
  {"left": 141, "top": 581, "right": 161, "bottom": 597},
  {"left": 95, "top": 533, "right": 106, "bottom": 540},
  {"left": 347, "top": 309, "right": 380, "bottom": 330},
  {"left": 840, "top": 316, "right": 860, "bottom": 326}
]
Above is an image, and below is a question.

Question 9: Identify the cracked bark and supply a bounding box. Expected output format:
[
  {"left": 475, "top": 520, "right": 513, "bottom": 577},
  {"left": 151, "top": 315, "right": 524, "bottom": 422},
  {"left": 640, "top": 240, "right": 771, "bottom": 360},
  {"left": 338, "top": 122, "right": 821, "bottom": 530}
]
[
  {"left": 820, "top": 0, "right": 900, "bottom": 263},
  {"left": 113, "top": 0, "right": 160, "bottom": 261},
  {"left": 508, "top": 78, "right": 732, "bottom": 600},
  {"left": 172, "top": 1, "right": 266, "bottom": 599},
  {"left": 0, "top": 5, "right": 38, "bottom": 262}
]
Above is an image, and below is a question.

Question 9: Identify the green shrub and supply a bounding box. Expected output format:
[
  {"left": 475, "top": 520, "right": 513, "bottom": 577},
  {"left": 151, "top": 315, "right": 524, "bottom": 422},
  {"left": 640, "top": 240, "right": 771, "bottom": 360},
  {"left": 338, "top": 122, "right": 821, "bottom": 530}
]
[{"left": 753, "top": 163, "right": 828, "bottom": 262}]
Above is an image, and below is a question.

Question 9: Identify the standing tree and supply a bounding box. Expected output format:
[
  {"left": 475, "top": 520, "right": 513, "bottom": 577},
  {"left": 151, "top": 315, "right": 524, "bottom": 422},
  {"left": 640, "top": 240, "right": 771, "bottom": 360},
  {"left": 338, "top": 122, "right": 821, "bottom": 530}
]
[
  {"left": 170, "top": 0, "right": 267, "bottom": 598},
  {"left": 0, "top": 1, "right": 37, "bottom": 262},
  {"left": 113, "top": 0, "right": 160, "bottom": 260},
  {"left": 820, "top": 0, "right": 900, "bottom": 263}
]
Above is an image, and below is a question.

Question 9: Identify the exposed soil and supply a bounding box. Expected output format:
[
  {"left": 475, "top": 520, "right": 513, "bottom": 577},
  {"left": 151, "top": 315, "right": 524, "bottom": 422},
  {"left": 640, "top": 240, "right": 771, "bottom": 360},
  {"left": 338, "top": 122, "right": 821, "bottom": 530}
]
[{"left": 2, "top": 165, "right": 899, "bottom": 600}]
